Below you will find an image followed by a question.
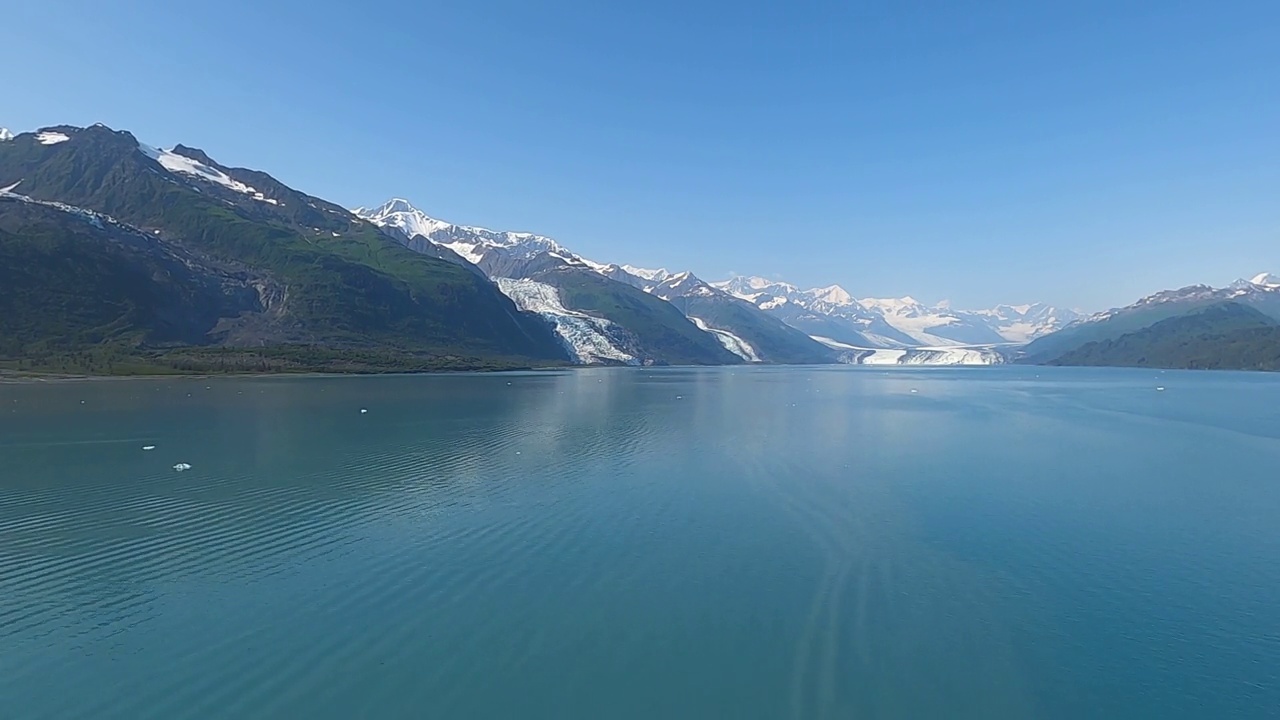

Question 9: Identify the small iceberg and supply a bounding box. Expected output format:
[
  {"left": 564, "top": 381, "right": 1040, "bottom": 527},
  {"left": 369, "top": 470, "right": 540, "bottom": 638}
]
[
  {"left": 173, "top": 463, "right": 192, "bottom": 472},
  {"left": 142, "top": 445, "right": 156, "bottom": 451},
  {"left": 360, "top": 408, "right": 368, "bottom": 414}
]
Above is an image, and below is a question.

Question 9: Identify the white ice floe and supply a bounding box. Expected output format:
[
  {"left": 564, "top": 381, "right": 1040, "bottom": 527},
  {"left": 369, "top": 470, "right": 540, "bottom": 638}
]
[
  {"left": 172, "top": 463, "right": 192, "bottom": 472},
  {"left": 142, "top": 445, "right": 156, "bottom": 451}
]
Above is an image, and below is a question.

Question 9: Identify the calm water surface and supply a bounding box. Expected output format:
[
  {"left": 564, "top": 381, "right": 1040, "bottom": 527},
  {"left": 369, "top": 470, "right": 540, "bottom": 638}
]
[{"left": 1, "top": 366, "right": 1278, "bottom": 719}]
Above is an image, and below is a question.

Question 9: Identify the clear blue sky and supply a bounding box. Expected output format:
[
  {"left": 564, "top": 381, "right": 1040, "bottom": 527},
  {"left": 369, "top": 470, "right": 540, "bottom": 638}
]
[{"left": 4, "top": 1, "right": 1277, "bottom": 310}]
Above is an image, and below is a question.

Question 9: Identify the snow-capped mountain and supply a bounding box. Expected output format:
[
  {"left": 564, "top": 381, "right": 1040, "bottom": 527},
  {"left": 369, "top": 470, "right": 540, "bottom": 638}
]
[
  {"left": 621, "top": 265, "right": 673, "bottom": 285},
  {"left": 355, "top": 199, "right": 1077, "bottom": 366},
  {"left": 1254, "top": 272, "right": 1280, "bottom": 288},
  {"left": 646, "top": 272, "right": 836, "bottom": 363},
  {"left": 1085, "top": 273, "right": 1280, "bottom": 324},
  {"left": 0, "top": 128, "right": 13, "bottom": 142},
  {"left": 1235, "top": 272, "right": 1280, "bottom": 290},
  {"left": 355, "top": 200, "right": 833, "bottom": 364},
  {"left": 713, "top": 277, "right": 909, "bottom": 348},
  {"left": 714, "top": 276, "right": 1077, "bottom": 350},
  {"left": 356, "top": 199, "right": 602, "bottom": 279}
]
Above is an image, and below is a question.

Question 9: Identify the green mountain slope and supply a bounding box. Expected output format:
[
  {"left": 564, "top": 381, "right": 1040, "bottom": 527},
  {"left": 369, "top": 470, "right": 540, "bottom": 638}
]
[
  {"left": 0, "top": 125, "right": 567, "bottom": 370},
  {"left": 647, "top": 273, "right": 836, "bottom": 364},
  {"left": 0, "top": 196, "right": 264, "bottom": 356},
  {"left": 1049, "top": 302, "right": 1280, "bottom": 370},
  {"left": 531, "top": 267, "right": 742, "bottom": 365}
]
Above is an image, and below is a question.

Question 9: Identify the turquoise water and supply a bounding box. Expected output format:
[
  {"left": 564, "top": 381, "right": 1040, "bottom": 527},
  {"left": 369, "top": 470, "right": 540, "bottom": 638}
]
[{"left": 1, "top": 366, "right": 1278, "bottom": 719}]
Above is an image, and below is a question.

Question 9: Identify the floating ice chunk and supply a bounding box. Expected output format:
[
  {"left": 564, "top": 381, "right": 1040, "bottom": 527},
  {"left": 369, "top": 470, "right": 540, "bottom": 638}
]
[
  {"left": 910, "top": 389, "right": 918, "bottom": 394},
  {"left": 1156, "top": 387, "right": 1165, "bottom": 391},
  {"left": 142, "top": 445, "right": 156, "bottom": 451},
  {"left": 360, "top": 408, "right": 368, "bottom": 414},
  {"left": 173, "top": 463, "right": 192, "bottom": 472}
]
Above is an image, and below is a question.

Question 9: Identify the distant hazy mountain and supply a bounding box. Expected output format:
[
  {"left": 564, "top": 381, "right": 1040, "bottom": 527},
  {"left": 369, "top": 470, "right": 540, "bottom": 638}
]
[
  {"left": 714, "top": 276, "right": 1079, "bottom": 350},
  {"left": 645, "top": 273, "right": 836, "bottom": 364},
  {"left": 1049, "top": 302, "right": 1280, "bottom": 371},
  {"left": 1023, "top": 275, "right": 1280, "bottom": 363},
  {"left": 0, "top": 124, "right": 569, "bottom": 372}
]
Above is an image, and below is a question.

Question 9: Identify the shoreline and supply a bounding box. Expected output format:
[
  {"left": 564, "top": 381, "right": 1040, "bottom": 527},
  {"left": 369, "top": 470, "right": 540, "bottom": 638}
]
[{"left": 0, "top": 365, "right": 577, "bottom": 384}]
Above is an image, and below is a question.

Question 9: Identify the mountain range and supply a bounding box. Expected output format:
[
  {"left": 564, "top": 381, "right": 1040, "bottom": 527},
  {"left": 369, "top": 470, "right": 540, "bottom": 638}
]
[
  {"left": 354, "top": 199, "right": 1082, "bottom": 366},
  {"left": 1, "top": 122, "right": 1276, "bottom": 374},
  {"left": 1022, "top": 273, "right": 1280, "bottom": 369}
]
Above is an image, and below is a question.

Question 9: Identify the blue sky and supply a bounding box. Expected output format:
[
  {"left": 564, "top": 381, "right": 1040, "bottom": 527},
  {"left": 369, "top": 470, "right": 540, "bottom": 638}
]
[{"left": 3, "top": 1, "right": 1277, "bottom": 310}]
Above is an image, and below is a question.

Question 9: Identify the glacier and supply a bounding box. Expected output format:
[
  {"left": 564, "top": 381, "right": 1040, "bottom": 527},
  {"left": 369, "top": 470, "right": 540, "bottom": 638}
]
[
  {"left": 495, "top": 278, "right": 638, "bottom": 365},
  {"left": 689, "top": 317, "right": 761, "bottom": 362},
  {"left": 811, "top": 336, "right": 1007, "bottom": 366}
]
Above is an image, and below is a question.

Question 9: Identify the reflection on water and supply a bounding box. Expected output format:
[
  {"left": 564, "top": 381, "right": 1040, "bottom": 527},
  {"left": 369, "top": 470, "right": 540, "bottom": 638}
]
[{"left": 1, "top": 366, "right": 1279, "bottom": 718}]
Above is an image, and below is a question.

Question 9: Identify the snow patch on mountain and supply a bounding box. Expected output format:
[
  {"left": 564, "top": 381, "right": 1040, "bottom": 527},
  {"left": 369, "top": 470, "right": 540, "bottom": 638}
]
[
  {"left": 36, "top": 131, "right": 71, "bottom": 145},
  {"left": 689, "top": 317, "right": 760, "bottom": 362},
  {"left": 495, "top": 278, "right": 638, "bottom": 365},
  {"left": 0, "top": 128, "right": 13, "bottom": 142},
  {"left": 139, "top": 143, "right": 277, "bottom": 204}
]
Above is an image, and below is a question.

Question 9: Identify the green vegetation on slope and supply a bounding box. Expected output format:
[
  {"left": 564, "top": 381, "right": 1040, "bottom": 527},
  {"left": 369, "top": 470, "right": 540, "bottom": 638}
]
[
  {"left": 1049, "top": 302, "right": 1280, "bottom": 371},
  {"left": 534, "top": 267, "right": 742, "bottom": 365},
  {"left": 0, "top": 125, "right": 567, "bottom": 367},
  {"left": 0, "top": 198, "right": 263, "bottom": 356},
  {"left": 668, "top": 294, "right": 836, "bottom": 364}
]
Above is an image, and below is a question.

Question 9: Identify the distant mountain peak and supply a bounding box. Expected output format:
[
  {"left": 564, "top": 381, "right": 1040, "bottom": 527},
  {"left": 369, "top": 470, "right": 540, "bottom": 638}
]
[
  {"left": 807, "top": 284, "right": 855, "bottom": 306},
  {"left": 0, "top": 128, "right": 13, "bottom": 142},
  {"left": 1249, "top": 272, "right": 1280, "bottom": 288},
  {"left": 620, "top": 265, "right": 671, "bottom": 283},
  {"left": 355, "top": 197, "right": 455, "bottom": 243},
  {"left": 364, "top": 197, "right": 417, "bottom": 216}
]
